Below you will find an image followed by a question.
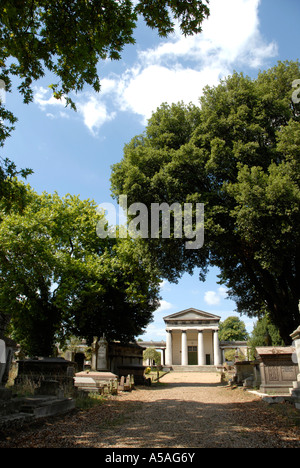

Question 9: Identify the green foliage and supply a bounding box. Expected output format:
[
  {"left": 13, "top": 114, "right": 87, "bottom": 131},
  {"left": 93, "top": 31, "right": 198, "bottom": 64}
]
[
  {"left": 143, "top": 348, "right": 161, "bottom": 365},
  {"left": 218, "top": 316, "right": 249, "bottom": 342},
  {"left": 249, "top": 315, "right": 284, "bottom": 348},
  {"left": 111, "top": 61, "right": 300, "bottom": 344},
  {"left": 0, "top": 180, "right": 161, "bottom": 355}
]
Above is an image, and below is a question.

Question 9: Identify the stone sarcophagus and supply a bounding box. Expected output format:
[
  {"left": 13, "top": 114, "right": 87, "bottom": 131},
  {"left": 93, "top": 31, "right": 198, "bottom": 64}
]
[{"left": 256, "top": 347, "right": 298, "bottom": 395}]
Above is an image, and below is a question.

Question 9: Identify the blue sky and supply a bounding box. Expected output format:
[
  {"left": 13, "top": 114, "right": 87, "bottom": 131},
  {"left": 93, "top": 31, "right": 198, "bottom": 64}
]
[{"left": 3, "top": 0, "right": 300, "bottom": 341}]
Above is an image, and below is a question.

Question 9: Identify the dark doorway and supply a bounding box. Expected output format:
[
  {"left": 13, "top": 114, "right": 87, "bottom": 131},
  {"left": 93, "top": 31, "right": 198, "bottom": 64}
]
[
  {"left": 75, "top": 352, "right": 85, "bottom": 371},
  {"left": 188, "top": 346, "right": 198, "bottom": 365}
]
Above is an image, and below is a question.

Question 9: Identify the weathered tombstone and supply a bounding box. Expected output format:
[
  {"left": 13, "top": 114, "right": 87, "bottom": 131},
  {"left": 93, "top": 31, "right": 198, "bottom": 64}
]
[
  {"left": 290, "top": 325, "right": 300, "bottom": 409},
  {"left": 112, "top": 379, "right": 118, "bottom": 395},
  {"left": 124, "top": 375, "right": 131, "bottom": 391},
  {"left": 91, "top": 336, "right": 99, "bottom": 371},
  {"left": 130, "top": 374, "right": 135, "bottom": 389},
  {"left": 256, "top": 347, "right": 298, "bottom": 394},
  {"left": 0, "top": 339, "right": 6, "bottom": 384},
  {"left": 97, "top": 335, "right": 108, "bottom": 371},
  {"left": 118, "top": 376, "right": 125, "bottom": 392}
]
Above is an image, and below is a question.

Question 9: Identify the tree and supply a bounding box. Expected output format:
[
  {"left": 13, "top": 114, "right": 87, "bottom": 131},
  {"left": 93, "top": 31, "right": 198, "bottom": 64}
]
[
  {"left": 143, "top": 348, "right": 161, "bottom": 366},
  {"left": 0, "top": 0, "right": 210, "bottom": 188},
  {"left": 0, "top": 180, "right": 160, "bottom": 355},
  {"left": 111, "top": 61, "right": 300, "bottom": 344},
  {"left": 249, "top": 315, "right": 284, "bottom": 348},
  {"left": 218, "top": 316, "right": 249, "bottom": 342}
]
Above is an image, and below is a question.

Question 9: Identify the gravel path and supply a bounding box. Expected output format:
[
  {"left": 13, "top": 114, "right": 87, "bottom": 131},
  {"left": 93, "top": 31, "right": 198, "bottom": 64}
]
[{"left": 1, "top": 372, "right": 300, "bottom": 448}]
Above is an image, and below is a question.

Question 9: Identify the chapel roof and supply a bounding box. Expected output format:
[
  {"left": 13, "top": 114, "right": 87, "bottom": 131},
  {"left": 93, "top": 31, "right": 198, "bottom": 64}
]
[{"left": 163, "top": 308, "right": 221, "bottom": 323}]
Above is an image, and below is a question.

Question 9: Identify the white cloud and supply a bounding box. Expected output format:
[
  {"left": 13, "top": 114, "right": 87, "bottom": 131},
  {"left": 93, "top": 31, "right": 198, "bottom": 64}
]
[
  {"left": 118, "top": 64, "right": 224, "bottom": 123},
  {"left": 34, "top": 86, "right": 116, "bottom": 135},
  {"left": 156, "top": 300, "right": 173, "bottom": 313},
  {"left": 204, "top": 291, "right": 221, "bottom": 305},
  {"left": 33, "top": 0, "right": 278, "bottom": 132},
  {"left": 204, "top": 286, "right": 228, "bottom": 305},
  {"left": 77, "top": 94, "right": 116, "bottom": 136},
  {"left": 140, "top": 323, "right": 166, "bottom": 340},
  {"left": 114, "top": 0, "right": 277, "bottom": 123},
  {"left": 34, "top": 86, "right": 67, "bottom": 109}
]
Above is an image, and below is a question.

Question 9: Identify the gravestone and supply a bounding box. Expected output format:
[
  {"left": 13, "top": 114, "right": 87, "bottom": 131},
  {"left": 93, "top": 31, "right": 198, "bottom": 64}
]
[
  {"left": 97, "top": 335, "right": 108, "bottom": 371},
  {"left": 91, "top": 336, "right": 99, "bottom": 371},
  {"left": 290, "top": 325, "right": 300, "bottom": 409},
  {"left": 0, "top": 339, "right": 6, "bottom": 385},
  {"left": 256, "top": 347, "right": 298, "bottom": 394}
]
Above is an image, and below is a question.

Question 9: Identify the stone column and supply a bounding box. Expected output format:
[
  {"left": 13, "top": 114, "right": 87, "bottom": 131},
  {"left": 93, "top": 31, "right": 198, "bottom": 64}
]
[
  {"left": 160, "top": 349, "right": 165, "bottom": 366},
  {"left": 213, "top": 330, "right": 221, "bottom": 366},
  {"left": 181, "top": 330, "right": 188, "bottom": 366},
  {"left": 166, "top": 330, "right": 173, "bottom": 366},
  {"left": 198, "top": 330, "right": 205, "bottom": 366}
]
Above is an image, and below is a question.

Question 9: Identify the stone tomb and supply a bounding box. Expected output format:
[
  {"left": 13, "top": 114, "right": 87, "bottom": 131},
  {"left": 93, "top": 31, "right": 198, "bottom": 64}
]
[
  {"left": 108, "top": 342, "right": 146, "bottom": 385},
  {"left": 290, "top": 326, "right": 300, "bottom": 409},
  {"left": 74, "top": 371, "right": 118, "bottom": 394},
  {"left": 256, "top": 347, "right": 298, "bottom": 395},
  {"left": 15, "top": 357, "right": 76, "bottom": 388}
]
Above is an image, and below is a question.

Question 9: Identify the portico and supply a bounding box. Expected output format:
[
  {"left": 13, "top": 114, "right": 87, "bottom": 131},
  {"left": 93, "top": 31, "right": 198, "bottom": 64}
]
[{"left": 164, "top": 308, "right": 221, "bottom": 367}]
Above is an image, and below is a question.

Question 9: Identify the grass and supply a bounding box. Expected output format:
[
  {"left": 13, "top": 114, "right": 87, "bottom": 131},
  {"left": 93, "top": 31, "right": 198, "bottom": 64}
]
[{"left": 75, "top": 391, "right": 108, "bottom": 410}]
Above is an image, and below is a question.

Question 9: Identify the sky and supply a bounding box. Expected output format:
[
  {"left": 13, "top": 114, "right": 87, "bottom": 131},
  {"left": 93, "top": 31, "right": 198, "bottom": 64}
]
[{"left": 2, "top": 0, "right": 300, "bottom": 341}]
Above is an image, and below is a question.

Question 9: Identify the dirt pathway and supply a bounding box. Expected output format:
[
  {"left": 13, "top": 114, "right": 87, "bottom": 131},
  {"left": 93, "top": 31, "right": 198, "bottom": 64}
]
[{"left": 1, "top": 372, "right": 300, "bottom": 448}]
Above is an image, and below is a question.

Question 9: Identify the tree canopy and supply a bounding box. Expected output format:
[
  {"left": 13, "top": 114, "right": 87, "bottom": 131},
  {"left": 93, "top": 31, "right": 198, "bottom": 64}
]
[
  {"left": 0, "top": 180, "right": 161, "bottom": 355},
  {"left": 218, "top": 316, "right": 249, "bottom": 342},
  {"left": 0, "top": 0, "right": 210, "bottom": 185},
  {"left": 111, "top": 61, "right": 300, "bottom": 344}
]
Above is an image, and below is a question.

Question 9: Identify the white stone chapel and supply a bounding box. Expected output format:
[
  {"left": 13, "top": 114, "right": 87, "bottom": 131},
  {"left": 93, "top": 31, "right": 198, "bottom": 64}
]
[{"left": 163, "top": 308, "right": 222, "bottom": 367}]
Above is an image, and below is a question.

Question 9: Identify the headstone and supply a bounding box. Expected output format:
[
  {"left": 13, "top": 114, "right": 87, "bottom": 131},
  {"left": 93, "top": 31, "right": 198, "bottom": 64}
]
[
  {"left": 91, "top": 336, "right": 99, "bottom": 371},
  {"left": 124, "top": 375, "right": 131, "bottom": 391},
  {"left": 0, "top": 339, "right": 6, "bottom": 384},
  {"left": 97, "top": 335, "right": 108, "bottom": 371},
  {"left": 118, "top": 376, "right": 125, "bottom": 392}
]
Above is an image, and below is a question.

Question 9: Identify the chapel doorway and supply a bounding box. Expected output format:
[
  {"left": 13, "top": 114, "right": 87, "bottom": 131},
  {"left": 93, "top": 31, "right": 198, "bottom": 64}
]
[{"left": 188, "top": 346, "right": 198, "bottom": 365}]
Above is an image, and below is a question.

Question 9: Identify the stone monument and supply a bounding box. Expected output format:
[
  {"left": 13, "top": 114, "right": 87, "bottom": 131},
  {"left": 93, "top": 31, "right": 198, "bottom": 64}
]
[
  {"left": 97, "top": 334, "right": 108, "bottom": 371},
  {"left": 0, "top": 339, "right": 6, "bottom": 384},
  {"left": 74, "top": 334, "right": 118, "bottom": 393},
  {"left": 91, "top": 336, "right": 99, "bottom": 371},
  {"left": 256, "top": 346, "right": 298, "bottom": 394},
  {"left": 290, "top": 322, "right": 300, "bottom": 409}
]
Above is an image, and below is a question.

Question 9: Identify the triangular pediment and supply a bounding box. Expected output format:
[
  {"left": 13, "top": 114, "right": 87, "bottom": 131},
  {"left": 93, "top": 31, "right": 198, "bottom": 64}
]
[{"left": 163, "top": 308, "right": 220, "bottom": 323}]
